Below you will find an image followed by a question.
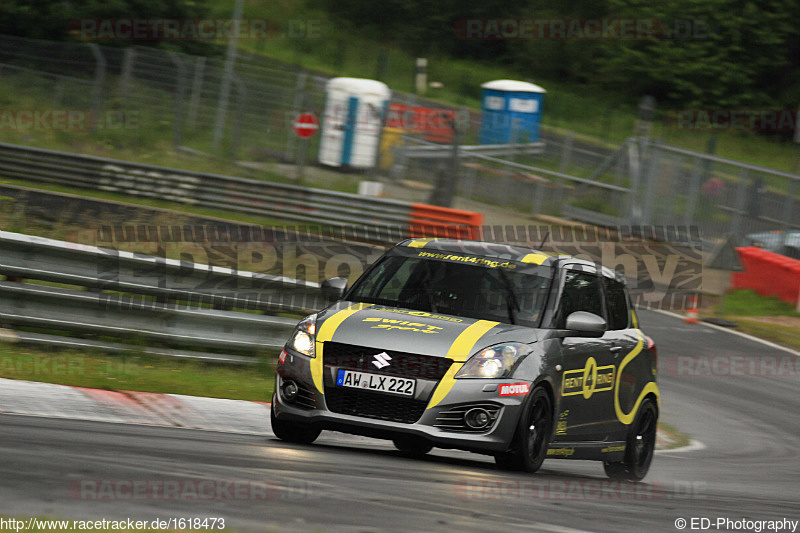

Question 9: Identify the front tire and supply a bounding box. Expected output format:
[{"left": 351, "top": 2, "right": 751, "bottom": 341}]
[
  {"left": 603, "top": 398, "right": 658, "bottom": 480},
  {"left": 270, "top": 406, "right": 321, "bottom": 444},
  {"left": 494, "top": 387, "right": 553, "bottom": 473}
]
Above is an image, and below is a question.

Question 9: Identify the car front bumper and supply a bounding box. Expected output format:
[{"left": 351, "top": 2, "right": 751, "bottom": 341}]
[{"left": 272, "top": 351, "right": 531, "bottom": 454}]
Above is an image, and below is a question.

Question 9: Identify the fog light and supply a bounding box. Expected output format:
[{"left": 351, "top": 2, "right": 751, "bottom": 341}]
[
  {"left": 464, "top": 408, "right": 491, "bottom": 429},
  {"left": 282, "top": 379, "right": 299, "bottom": 402}
]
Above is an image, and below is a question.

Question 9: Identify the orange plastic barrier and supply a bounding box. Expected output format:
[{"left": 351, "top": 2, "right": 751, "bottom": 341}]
[
  {"left": 731, "top": 247, "right": 800, "bottom": 304},
  {"left": 408, "top": 204, "right": 484, "bottom": 240}
]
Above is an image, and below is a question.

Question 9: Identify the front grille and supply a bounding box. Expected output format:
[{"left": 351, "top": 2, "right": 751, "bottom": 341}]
[
  {"left": 434, "top": 402, "right": 502, "bottom": 433},
  {"left": 293, "top": 382, "right": 317, "bottom": 409},
  {"left": 325, "top": 388, "right": 428, "bottom": 424},
  {"left": 322, "top": 342, "right": 452, "bottom": 380},
  {"left": 279, "top": 379, "right": 317, "bottom": 410}
]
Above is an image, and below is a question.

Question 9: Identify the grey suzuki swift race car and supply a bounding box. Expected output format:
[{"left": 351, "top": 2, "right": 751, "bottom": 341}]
[{"left": 271, "top": 238, "right": 660, "bottom": 480}]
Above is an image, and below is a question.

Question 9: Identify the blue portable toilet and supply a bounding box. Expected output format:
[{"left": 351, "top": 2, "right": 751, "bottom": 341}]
[{"left": 479, "top": 80, "right": 546, "bottom": 144}]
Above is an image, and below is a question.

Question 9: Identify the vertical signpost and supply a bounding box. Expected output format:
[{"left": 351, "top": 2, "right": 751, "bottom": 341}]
[{"left": 294, "top": 112, "right": 319, "bottom": 183}]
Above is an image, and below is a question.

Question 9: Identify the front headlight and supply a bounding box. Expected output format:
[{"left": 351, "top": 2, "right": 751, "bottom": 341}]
[
  {"left": 286, "top": 314, "right": 317, "bottom": 357},
  {"left": 455, "top": 343, "right": 531, "bottom": 379}
]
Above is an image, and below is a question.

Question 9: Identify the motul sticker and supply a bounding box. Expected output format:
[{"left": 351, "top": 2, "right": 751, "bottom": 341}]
[{"left": 499, "top": 383, "right": 530, "bottom": 396}]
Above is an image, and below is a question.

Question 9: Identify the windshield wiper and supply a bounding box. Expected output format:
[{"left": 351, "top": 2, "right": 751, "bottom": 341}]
[{"left": 497, "top": 268, "right": 520, "bottom": 325}]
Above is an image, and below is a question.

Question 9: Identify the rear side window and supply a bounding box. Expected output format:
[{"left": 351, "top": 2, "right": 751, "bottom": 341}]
[
  {"left": 603, "top": 277, "right": 630, "bottom": 330},
  {"left": 557, "top": 271, "right": 603, "bottom": 328}
]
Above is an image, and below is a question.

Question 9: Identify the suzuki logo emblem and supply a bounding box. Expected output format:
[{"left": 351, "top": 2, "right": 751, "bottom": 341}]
[{"left": 372, "top": 352, "right": 392, "bottom": 369}]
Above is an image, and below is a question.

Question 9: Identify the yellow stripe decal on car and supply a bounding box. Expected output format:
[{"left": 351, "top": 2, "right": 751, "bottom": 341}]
[
  {"left": 426, "top": 319, "right": 499, "bottom": 409},
  {"left": 613, "top": 330, "right": 660, "bottom": 424},
  {"left": 312, "top": 302, "right": 373, "bottom": 394},
  {"left": 520, "top": 253, "right": 549, "bottom": 265},
  {"left": 406, "top": 238, "right": 435, "bottom": 248}
]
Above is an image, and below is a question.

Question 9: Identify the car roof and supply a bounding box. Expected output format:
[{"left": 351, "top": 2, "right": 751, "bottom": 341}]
[{"left": 397, "top": 238, "right": 620, "bottom": 280}]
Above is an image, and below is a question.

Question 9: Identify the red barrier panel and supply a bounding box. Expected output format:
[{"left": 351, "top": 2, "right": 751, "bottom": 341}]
[
  {"left": 408, "top": 204, "right": 484, "bottom": 240},
  {"left": 731, "top": 247, "right": 800, "bottom": 304},
  {"left": 386, "top": 104, "right": 455, "bottom": 143}
]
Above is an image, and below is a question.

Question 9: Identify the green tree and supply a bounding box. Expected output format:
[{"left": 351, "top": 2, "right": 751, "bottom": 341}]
[{"left": 597, "top": 0, "right": 798, "bottom": 108}]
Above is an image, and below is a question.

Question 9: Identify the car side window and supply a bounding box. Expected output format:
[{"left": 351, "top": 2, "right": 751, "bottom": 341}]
[
  {"left": 603, "top": 277, "right": 630, "bottom": 330},
  {"left": 557, "top": 270, "right": 603, "bottom": 328}
]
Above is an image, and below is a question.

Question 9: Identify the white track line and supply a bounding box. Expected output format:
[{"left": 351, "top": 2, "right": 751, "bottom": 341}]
[{"left": 652, "top": 309, "right": 800, "bottom": 357}]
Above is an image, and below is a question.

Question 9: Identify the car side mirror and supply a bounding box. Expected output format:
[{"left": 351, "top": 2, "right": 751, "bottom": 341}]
[
  {"left": 321, "top": 277, "right": 348, "bottom": 301},
  {"left": 563, "top": 311, "right": 607, "bottom": 338}
]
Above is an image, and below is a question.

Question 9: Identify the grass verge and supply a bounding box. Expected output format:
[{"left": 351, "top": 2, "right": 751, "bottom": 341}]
[
  {"left": 656, "top": 421, "right": 691, "bottom": 451},
  {"left": 0, "top": 342, "right": 275, "bottom": 402},
  {"left": 716, "top": 289, "right": 799, "bottom": 317},
  {"left": 705, "top": 290, "right": 800, "bottom": 351}
]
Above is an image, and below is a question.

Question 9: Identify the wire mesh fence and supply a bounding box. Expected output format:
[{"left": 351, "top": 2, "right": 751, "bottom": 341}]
[{"left": 1, "top": 33, "right": 798, "bottom": 249}]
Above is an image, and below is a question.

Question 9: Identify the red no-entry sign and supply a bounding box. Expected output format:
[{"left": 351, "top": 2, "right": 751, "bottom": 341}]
[{"left": 294, "top": 113, "right": 319, "bottom": 139}]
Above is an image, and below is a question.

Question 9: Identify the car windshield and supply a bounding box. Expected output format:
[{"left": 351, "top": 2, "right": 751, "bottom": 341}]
[{"left": 348, "top": 251, "right": 552, "bottom": 327}]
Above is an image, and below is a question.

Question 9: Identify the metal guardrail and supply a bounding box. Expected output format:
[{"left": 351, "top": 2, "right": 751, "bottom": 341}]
[
  {"left": 0, "top": 281, "right": 295, "bottom": 353},
  {"left": 0, "top": 142, "right": 415, "bottom": 241},
  {"left": 0, "top": 231, "right": 320, "bottom": 364},
  {"left": 396, "top": 142, "right": 546, "bottom": 159},
  {"left": 0, "top": 230, "right": 324, "bottom": 314},
  {"left": 560, "top": 205, "right": 626, "bottom": 229}
]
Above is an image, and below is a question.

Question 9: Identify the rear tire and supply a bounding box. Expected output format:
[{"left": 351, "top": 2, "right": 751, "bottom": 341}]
[
  {"left": 392, "top": 436, "right": 433, "bottom": 457},
  {"left": 270, "top": 406, "right": 321, "bottom": 444},
  {"left": 603, "top": 398, "right": 657, "bottom": 481},
  {"left": 494, "top": 387, "right": 552, "bottom": 473}
]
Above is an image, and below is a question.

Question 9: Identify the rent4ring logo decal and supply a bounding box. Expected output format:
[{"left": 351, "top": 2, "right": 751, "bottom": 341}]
[
  {"left": 499, "top": 383, "right": 530, "bottom": 396},
  {"left": 562, "top": 357, "right": 615, "bottom": 399}
]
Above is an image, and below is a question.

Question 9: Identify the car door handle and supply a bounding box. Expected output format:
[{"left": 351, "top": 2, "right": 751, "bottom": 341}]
[{"left": 610, "top": 346, "right": 623, "bottom": 353}]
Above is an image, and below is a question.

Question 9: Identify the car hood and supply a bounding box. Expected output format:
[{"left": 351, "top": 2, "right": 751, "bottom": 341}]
[{"left": 315, "top": 301, "right": 538, "bottom": 360}]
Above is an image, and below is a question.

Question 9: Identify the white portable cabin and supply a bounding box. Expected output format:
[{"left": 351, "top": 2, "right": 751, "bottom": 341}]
[{"left": 318, "top": 77, "right": 391, "bottom": 169}]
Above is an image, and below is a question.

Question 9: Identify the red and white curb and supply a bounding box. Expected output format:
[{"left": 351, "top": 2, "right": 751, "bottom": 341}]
[
  {"left": 0, "top": 378, "right": 271, "bottom": 435},
  {"left": 0, "top": 377, "right": 694, "bottom": 451}
]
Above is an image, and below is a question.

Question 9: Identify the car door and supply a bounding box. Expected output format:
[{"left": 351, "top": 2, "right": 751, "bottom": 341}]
[
  {"left": 601, "top": 274, "right": 646, "bottom": 440},
  {"left": 553, "top": 266, "right": 618, "bottom": 441}
]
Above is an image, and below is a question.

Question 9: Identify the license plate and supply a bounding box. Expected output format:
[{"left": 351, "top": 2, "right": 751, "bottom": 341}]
[{"left": 336, "top": 369, "right": 416, "bottom": 397}]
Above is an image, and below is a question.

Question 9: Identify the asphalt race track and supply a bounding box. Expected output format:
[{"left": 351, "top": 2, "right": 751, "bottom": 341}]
[{"left": 1, "top": 309, "right": 799, "bottom": 532}]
